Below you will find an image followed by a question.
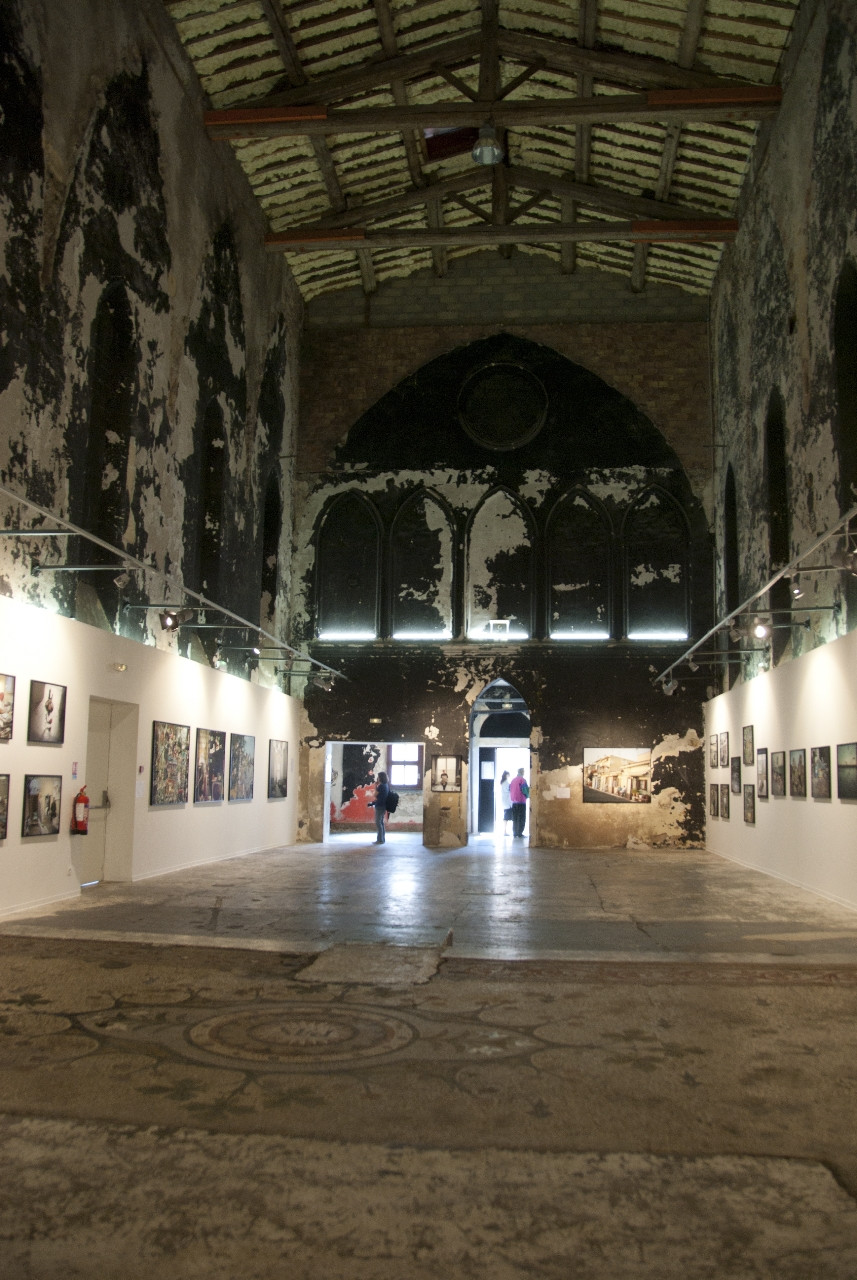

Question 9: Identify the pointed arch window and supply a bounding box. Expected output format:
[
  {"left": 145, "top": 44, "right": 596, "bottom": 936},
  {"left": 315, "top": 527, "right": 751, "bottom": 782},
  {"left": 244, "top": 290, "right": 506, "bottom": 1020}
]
[
  {"left": 260, "top": 472, "right": 281, "bottom": 628},
  {"left": 85, "top": 283, "right": 135, "bottom": 553},
  {"left": 467, "top": 490, "right": 534, "bottom": 640},
  {"left": 198, "top": 399, "right": 227, "bottom": 598},
  {"left": 390, "top": 491, "right": 454, "bottom": 639},
  {"left": 834, "top": 259, "right": 857, "bottom": 514},
  {"left": 723, "top": 464, "right": 740, "bottom": 617},
  {"left": 765, "top": 388, "right": 791, "bottom": 661},
  {"left": 546, "top": 491, "right": 611, "bottom": 640},
  {"left": 316, "top": 492, "right": 380, "bottom": 640},
  {"left": 624, "top": 489, "right": 689, "bottom": 641}
]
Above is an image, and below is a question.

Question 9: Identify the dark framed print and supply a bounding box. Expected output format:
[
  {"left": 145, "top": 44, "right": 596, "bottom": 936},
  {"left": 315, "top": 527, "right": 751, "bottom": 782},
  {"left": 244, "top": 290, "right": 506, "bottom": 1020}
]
[
  {"left": 731, "top": 757, "right": 741, "bottom": 795},
  {"left": 194, "top": 728, "right": 225, "bottom": 803},
  {"left": 0, "top": 674, "right": 15, "bottom": 741},
  {"left": 742, "top": 725, "right": 754, "bottom": 766},
  {"left": 743, "top": 783, "right": 755, "bottom": 824},
  {"left": 811, "top": 746, "right": 831, "bottom": 800},
  {"left": 771, "top": 751, "right": 786, "bottom": 797},
  {"left": 22, "top": 774, "right": 61, "bottom": 837},
  {"left": 0, "top": 774, "right": 8, "bottom": 838},
  {"left": 150, "top": 720, "right": 190, "bottom": 806},
  {"left": 229, "top": 733, "right": 255, "bottom": 801},
  {"left": 837, "top": 743, "right": 857, "bottom": 801},
  {"left": 431, "top": 754, "right": 463, "bottom": 792},
  {"left": 756, "top": 748, "right": 768, "bottom": 799},
  {"left": 268, "top": 739, "right": 288, "bottom": 799},
  {"left": 27, "top": 680, "right": 66, "bottom": 744},
  {"left": 709, "top": 735, "right": 718, "bottom": 769},
  {"left": 709, "top": 782, "right": 719, "bottom": 817},
  {"left": 789, "top": 749, "right": 807, "bottom": 798},
  {"left": 720, "top": 783, "right": 730, "bottom": 820},
  {"left": 719, "top": 731, "right": 729, "bottom": 769}
]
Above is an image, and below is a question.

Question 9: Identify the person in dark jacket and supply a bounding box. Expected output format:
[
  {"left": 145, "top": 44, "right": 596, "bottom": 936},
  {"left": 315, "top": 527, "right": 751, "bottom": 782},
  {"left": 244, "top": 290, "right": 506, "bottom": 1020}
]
[{"left": 369, "top": 771, "right": 389, "bottom": 844}]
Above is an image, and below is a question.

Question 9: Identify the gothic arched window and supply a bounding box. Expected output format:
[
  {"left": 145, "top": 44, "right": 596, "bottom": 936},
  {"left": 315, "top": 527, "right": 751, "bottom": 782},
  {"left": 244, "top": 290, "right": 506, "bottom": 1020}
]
[
  {"left": 390, "top": 491, "right": 454, "bottom": 639},
  {"left": 624, "top": 488, "right": 689, "bottom": 641},
  {"left": 467, "top": 489, "right": 534, "bottom": 640},
  {"left": 316, "top": 492, "right": 381, "bottom": 639},
  {"left": 546, "top": 490, "right": 612, "bottom": 640}
]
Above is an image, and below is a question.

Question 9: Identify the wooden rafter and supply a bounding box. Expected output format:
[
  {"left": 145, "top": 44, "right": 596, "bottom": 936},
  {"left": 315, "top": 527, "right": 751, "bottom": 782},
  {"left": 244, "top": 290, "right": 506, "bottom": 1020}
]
[
  {"left": 564, "top": 0, "right": 598, "bottom": 274},
  {"left": 264, "top": 219, "right": 739, "bottom": 252},
  {"left": 205, "top": 87, "right": 781, "bottom": 139},
  {"left": 630, "top": 0, "right": 708, "bottom": 293}
]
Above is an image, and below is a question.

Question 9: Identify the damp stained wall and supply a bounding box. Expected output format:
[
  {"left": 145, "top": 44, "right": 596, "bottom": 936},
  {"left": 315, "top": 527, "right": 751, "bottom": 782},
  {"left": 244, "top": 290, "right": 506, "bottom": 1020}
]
[
  {"left": 0, "top": 0, "right": 302, "bottom": 675},
  {"left": 293, "top": 333, "right": 713, "bottom": 848}
]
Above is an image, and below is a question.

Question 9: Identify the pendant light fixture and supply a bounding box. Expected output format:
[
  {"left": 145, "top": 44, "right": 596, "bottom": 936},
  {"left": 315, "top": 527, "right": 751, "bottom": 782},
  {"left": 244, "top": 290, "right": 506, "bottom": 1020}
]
[{"left": 471, "top": 124, "right": 503, "bottom": 166}]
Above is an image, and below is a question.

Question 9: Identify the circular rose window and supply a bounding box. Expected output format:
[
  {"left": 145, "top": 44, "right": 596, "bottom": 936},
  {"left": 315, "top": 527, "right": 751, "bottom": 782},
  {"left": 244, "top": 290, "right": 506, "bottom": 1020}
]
[{"left": 458, "top": 362, "right": 548, "bottom": 451}]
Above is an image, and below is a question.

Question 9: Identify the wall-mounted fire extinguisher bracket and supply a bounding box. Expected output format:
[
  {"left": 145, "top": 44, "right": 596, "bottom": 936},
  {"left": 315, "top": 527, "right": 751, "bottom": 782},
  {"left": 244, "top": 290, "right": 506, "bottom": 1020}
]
[{"left": 71, "top": 785, "right": 90, "bottom": 836}]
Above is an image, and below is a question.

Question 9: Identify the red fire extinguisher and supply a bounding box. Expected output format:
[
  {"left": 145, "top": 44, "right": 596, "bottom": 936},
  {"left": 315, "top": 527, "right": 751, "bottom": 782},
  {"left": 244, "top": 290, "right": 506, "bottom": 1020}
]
[{"left": 70, "top": 786, "right": 89, "bottom": 835}]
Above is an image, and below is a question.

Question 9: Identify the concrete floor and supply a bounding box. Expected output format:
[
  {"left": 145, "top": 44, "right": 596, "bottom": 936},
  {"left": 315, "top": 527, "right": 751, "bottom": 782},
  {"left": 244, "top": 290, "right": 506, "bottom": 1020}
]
[{"left": 2, "top": 836, "right": 857, "bottom": 1277}]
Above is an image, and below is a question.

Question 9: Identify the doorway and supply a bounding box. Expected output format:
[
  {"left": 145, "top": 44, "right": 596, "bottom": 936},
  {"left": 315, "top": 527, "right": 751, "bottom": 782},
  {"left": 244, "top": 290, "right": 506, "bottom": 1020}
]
[
  {"left": 72, "top": 697, "right": 138, "bottom": 886},
  {"left": 469, "top": 680, "right": 531, "bottom": 838}
]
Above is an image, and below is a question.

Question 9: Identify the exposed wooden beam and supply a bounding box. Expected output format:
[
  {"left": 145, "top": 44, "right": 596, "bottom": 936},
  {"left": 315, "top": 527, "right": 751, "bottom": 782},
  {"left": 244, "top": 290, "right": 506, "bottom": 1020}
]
[
  {"left": 373, "top": 0, "right": 425, "bottom": 188},
  {"left": 264, "top": 218, "right": 739, "bottom": 251},
  {"left": 565, "top": 0, "right": 598, "bottom": 274},
  {"left": 357, "top": 247, "right": 377, "bottom": 294},
  {"left": 426, "top": 195, "right": 448, "bottom": 276},
  {"left": 631, "top": 0, "right": 708, "bottom": 293},
  {"left": 312, "top": 171, "right": 488, "bottom": 228},
  {"left": 205, "top": 87, "right": 781, "bottom": 138}
]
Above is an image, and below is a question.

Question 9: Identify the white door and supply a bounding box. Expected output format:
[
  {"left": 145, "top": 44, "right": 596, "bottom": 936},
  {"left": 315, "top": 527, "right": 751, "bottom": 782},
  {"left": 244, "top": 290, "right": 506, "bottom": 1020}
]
[{"left": 71, "top": 698, "right": 138, "bottom": 886}]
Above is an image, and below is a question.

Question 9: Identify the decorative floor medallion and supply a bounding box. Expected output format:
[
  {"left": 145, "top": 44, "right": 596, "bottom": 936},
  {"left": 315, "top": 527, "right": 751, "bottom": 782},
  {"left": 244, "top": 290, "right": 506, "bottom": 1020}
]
[{"left": 185, "top": 1003, "right": 415, "bottom": 1067}]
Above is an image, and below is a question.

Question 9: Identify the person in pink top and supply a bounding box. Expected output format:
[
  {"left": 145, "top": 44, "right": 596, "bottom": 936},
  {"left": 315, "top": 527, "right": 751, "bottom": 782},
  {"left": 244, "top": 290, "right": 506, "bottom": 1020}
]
[{"left": 509, "top": 768, "right": 530, "bottom": 837}]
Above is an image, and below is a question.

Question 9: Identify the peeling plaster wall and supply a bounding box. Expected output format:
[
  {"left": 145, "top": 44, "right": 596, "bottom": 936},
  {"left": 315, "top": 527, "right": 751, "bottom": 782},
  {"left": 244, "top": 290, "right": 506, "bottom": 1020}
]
[
  {"left": 0, "top": 0, "right": 302, "bottom": 670},
  {"left": 711, "top": 0, "right": 857, "bottom": 658},
  {"left": 293, "top": 334, "right": 712, "bottom": 848}
]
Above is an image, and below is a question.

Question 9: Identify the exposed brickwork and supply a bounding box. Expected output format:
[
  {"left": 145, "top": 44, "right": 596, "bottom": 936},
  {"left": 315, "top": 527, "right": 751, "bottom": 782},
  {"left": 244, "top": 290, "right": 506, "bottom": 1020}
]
[{"left": 299, "top": 319, "right": 713, "bottom": 513}]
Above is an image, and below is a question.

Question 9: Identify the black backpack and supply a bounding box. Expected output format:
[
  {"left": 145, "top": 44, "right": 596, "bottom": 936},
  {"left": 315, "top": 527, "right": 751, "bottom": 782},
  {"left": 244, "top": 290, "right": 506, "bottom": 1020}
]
[{"left": 385, "top": 789, "right": 399, "bottom": 813}]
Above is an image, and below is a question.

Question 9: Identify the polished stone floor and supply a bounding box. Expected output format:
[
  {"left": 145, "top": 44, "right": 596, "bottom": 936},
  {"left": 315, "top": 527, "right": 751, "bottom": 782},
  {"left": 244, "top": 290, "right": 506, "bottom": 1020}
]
[{"left": 2, "top": 837, "right": 857, "bottom": 1277}]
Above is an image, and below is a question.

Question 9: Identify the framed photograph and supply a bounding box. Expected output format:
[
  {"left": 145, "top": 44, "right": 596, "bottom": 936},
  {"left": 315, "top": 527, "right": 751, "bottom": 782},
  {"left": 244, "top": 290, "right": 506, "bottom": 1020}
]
[
  {"left": 837, "top": 743, "right": 857, "bottom": 801},
  {"left": 719, "top": 731, "right": 729, "bottom": 769},
  {"left": 709, "top": 735, "right": 718, "bottom": 770},
  {"left": 742, "top": 725, "right": 754, "bottom": 766},
  {"left": 0, "top": 774, "right": 8, "bottom": 839},
  {"left": 268, "top": 739, "right": 288, "bottom": 799},
  {"left": 27, "top": 680, "right": 66, "bottom": 745},
  {"left": 431, "top": 754, "right": 462, "bottom": 792},
  {"left": 709, "top": 783, "right": 719, "bottom": 818},
  {"left": 194, "top": 728, "right": 225, "bottom": 803},
  {"left": 150, "top": 720, "right": 190, "bottom": 806},
  {"left": 229, "top": 733, "right": 255, "bottom": 801},
  {"left": 731, "top": 757, "right": 741, "bottom": 795},
  {"left": 0, "top": 674, "right": 15, "bottom": 742},
  {"left": 22, "top": 774, "right": 62, "bottom": 837},
  {"left": 720, "top": 783, "right": 730, "bottom": 820},
  {"left": 811, "top": 746, "right": 831, "bottom": 800},
  {"left": 771, "top": 751, "right": 786, "bottom": 798},
  {"left": 757, "top": 748, "right": 768, "bottom": 799},
  {"left": 743, "top": 783, "right": 755, "bottom": 825},
  {"left": 789, "top": 749, "right": 807, "bottom": 798},
  {"left": 583, "top": 748, "right": 652, "bottom": 803}
]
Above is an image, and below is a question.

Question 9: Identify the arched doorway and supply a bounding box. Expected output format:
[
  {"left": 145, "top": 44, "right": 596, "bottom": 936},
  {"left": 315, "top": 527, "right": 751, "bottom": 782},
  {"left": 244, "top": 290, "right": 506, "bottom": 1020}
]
[{"left": 469, "top": 680, "right": 530, "bottom": 837}]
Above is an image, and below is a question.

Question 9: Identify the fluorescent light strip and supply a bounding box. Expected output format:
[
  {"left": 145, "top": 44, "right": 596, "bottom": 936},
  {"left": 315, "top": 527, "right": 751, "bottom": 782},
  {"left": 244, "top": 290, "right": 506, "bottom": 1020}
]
[
  {"left": 627, "top": 631, "right": 688, "bottom": 641},
  {"left": 392, "top": 630, "right": 452, "bottom": 640},
  {"left": 551, "top": 631, "right": 610, "bottom": 641},
  {"left": 317, "top": 630, "right": 377, "bottom": 641}
]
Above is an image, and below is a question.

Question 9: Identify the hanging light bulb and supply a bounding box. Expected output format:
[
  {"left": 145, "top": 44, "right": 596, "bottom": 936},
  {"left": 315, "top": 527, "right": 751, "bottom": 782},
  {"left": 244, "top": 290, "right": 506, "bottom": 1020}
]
[{"left": 471, "top": 124, "right": 504, "bottom": 166}]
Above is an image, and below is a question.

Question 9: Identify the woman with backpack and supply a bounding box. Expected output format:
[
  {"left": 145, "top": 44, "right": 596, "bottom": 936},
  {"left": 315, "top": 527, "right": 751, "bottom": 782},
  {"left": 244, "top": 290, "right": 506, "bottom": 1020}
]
[{"left": 369, "top": 771, "right": 389, "bottom": 845}]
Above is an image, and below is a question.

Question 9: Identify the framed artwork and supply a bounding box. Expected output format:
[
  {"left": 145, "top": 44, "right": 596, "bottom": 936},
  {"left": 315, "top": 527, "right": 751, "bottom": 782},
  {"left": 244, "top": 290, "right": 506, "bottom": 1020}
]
[
  {"left": 719, "top": 731, "right": 729, "bottom": 769},
  {"left": 731, "top": 757, "right": 741, "bottom": 795},
  {"left": 771, "top": 751, "right": 786, "bottom": 798},
  {"left": 431, "top": 754, "right": 463, "bottom": 792},
  {"left": 837, "top": 743, "right": 857, "bottom": 801},
  {"left": 229, "top": 733, "right": 255, "bottom": 801},
  {"left": 0, "top": 773, "right": 8, "bottom": 839},
  {"left": 268, "top": 739, "right": 288, "bottom": 799},
  {"left": 709, "top": 735, "right": 718, "bottom": 770},
  {"left": 709, "top": 783, "right": 719, "bottom": 818},
  {"left": 742, "top": 725, "right": 754, "bottom": 766},
  {"left": 583, "top": 748, "right": 652, "bottom": 803},
  {"left": 0, "top": 674, "right": 15, "bottom": 742},
  {"left": 743, "top": 783, "right": 755, "bottom": 825},
  {"left": 756, "top": 748, "right": 768, "bottom": 799},
  {"left": 720, "top": 783, "right": 730, "bottom": 820},
  {"left": 22, "top": 774, "right": 62, "bottom": 837},
  {"left": 789, "top": 749, "right": 807, "bottom": 798},
  {"left": 27, "top": 680, "right": 66, "bottom": 745},
  {"left": 811, "top": 746, "right": 831, "bottom": 800},
  {"left": 194, "top": 728, "right": 225, "bottom": 803},
  {"left": 150, "top": 720, "right": 190, "bottom": 806}
]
